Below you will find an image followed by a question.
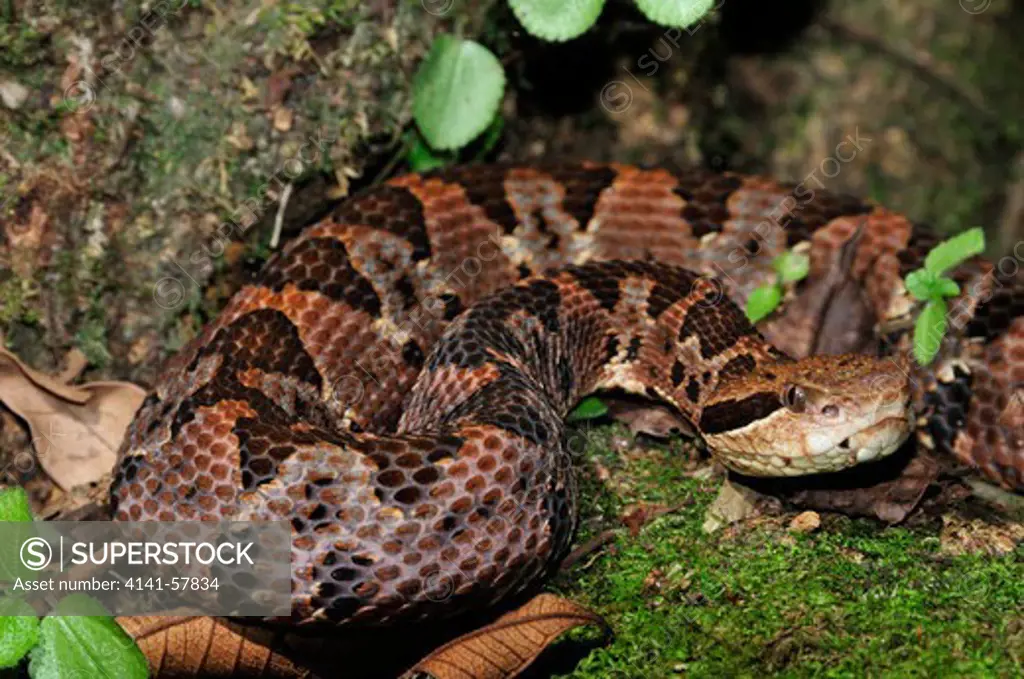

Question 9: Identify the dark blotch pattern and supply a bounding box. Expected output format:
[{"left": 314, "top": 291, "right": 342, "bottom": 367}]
[
  {"left": 719, "top": 354, "right": 758, "bottom": 380},
  {"left": 700, "top": 392, "right": 783, "bottom": 435},
  {"left": 189, "top": 309, "right": 322, "bottom": 388},
  {"left": 685, "top": 376, "right": 701, "bottom": 403},
  {"left": 966, "top": 283, "right": 1024, "bottom": 343},
  {"left": 782, "top": 189, "right": 873, "bottom": 247},
  {"left": 542, "top": 164, "right": 618, "bottom": 229},
  {"left": 402, "top": 339, "right": 426, "bottom": 369},
  {"left": 439, "top": 164, "right": 519, "bottom": 234},
  {"left": 334, "top": 184, "right": 431, "bottom": 259},
  {"left": 567, "top": 263, "right": 622, "bottom": 311},
  {"left": 671, "top": 360, "right": 686, "bottom": 387},
  {"left": 679, "top": 297, "right": 758, "bottom": 359},
  {"left": 672, "top": 171, "right": 743, "bottom": 238},
  {"left": 923, "top": 365, "right": 973, "bottom": 461},
  {"left": 264, "top": 238, "right": 381, "bottom": 317}
]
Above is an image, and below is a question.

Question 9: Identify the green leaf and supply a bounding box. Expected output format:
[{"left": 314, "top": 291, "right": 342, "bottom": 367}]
[
  {"left": 51, "top": 593, "right": 112, "bottom": 617},
  {"left": 413, "top": 36, "right": 506, "bottom": 151},
  {"left": 406, "top": 131, "right": 452, "bottom": 173},
  {"left": 923, "top": 227, "right": 985, "bottom": 276},
  {"left": 904, "top": 268, "right": 938, "bottom": 301},
  {"left": 935, "top": 277, "right": 961, "bottom": 298},
  {"left": 508, "top": 0, "right": 606, "bottom": 42},
  {"left": 634, "top": 0, "right": 716, "bottom": 28},
  {"left": 0, "top": 486, "right": 33, "bottom": 522},
  {"left": 0, "top": 597, "right": 39, "bottom": 669},
  {"left": 745, "top": 284, "right": 783, "bottom": 324},
  {"left": 0, "top": 487, "right": 38, "bottom": 585},
  {"left": 773, "top": 250, "right": 810, "bottom": 284},
  {"left": 567, "top": 396, "right": 608, "bottom": 422},
  {"left": 29, "top": 600, "right": 147, "bottom": 679},
  {"left": 913, "top": 299, "right": 948, "bottom": 366},
  {"left": 473, "top": 114, "right": 505, "bottom": 160}
]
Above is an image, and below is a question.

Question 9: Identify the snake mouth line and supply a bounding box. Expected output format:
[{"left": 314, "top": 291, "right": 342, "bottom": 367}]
[{"left": 847, "top": 413, "right": 914, "bottom": 465}]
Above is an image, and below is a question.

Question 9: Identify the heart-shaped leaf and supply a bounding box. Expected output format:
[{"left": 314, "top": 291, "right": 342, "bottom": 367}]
[{"left": 413, "top": 36, "right": 505, "bottom": 151}]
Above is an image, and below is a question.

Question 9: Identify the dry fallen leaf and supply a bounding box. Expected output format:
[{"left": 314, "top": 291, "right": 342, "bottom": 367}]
[
  {"left": 703, "top": 478, "right": 781, "bottom": 533},
  {"left": 118, "top": 616, "right": 321, "bottom": 679},
  {"left": 403, "top": 594, "right": 610, "bottom": 679},
  {"left": 788, "top": 511, "right": 821, "bottom": 534},
  {"left": 780, "top": 450, "right": 938, "bottom": 524},
  {"left": 620, "top": 502, "right": 680, "bottom": 537},
  {"left": 938, "top": 514, "right": 1024, "bottom": 556},
  {"left": 0, "top": 348, "right": 145, "bottom": 490},
  {"left": 604, "top": 397, "right": 694, "bottom": 438}
]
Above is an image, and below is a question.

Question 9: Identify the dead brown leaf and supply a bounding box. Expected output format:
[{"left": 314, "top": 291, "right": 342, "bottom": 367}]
[
  {"left": 402, "top": 594, "right": 610, "bottom": 679},
  {"left": 0, "top": 348, "right": 145, "bottom": 490},
  {"left": 118, "top": 616, "right": 321, "bottom": 678},
  {"left": 938, "top": 514, "right": 1024, "bottom": 556},
  {"left": 763, "top": 448, "right": 938, "bottom": 524},
  {"left": 703, "top": 478, "right": 782, "bottom": 533},
  {"left": 620, "top": 502, "right": 680, "bottom": 537},
  {"left": 788, "top": 511, "right": 821, "bottom": 534},
  {"left": 604, "top": 398, "right": 694, "bottom": 438}
]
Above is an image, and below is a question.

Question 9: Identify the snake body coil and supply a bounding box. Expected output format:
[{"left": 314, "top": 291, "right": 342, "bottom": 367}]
[{"left": 111, "top": 163, "right": 1024, "bottom": 626}]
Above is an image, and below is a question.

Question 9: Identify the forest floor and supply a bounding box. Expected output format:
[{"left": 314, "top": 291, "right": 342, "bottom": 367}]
[{"left": 1, "top": 1, "right": 1023, "bottom": 677}]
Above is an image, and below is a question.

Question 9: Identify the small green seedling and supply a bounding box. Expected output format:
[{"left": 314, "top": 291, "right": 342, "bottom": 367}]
[
  {"left": 0, "top": 487, "right": 148, "bottom": 678},
  {"left": 904, "top": 227, "right": 985, "bottom": 365},
  {"left": 745, "top": 250, "right": 811, "bottom": 324}
]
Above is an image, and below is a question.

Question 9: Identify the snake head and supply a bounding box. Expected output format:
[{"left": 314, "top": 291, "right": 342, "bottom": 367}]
[{"left": 698, "top": 354, "right": 914, "bottom": 476}]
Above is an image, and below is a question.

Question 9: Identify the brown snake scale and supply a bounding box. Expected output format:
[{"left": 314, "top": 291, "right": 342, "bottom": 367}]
[{"left": 111, "top": 162, "right": 1024, "bottom": 627}]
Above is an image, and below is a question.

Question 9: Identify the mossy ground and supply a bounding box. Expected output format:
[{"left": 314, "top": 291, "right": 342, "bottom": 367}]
[{"left": 536, "top": 424, "right": 1024, "bottom": 678}]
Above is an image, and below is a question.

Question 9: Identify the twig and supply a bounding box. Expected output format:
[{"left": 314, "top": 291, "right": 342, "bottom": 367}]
[
  {"left": 270, "top": 182, "right": 293, "bottom": 249},
  {"left": 817, "top": 17, "right": 998, "bottom": 128},
  {"left": 560, "top": 529, "right": 619, "bottom": 571}
]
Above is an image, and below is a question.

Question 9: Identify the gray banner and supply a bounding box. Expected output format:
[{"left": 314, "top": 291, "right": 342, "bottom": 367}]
[{"left": 0, "top": 521, "right": 291, "bottom": 616}]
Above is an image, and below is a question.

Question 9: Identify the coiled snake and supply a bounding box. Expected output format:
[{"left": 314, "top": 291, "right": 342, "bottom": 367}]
[{"left": 111, "top": 163, "right": 1023, "bottom": 627}]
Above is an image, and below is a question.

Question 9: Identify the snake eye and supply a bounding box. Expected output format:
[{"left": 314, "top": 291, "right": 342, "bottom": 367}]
[{"left": 783, "top": 385, "right": 806, "bottom": 413}]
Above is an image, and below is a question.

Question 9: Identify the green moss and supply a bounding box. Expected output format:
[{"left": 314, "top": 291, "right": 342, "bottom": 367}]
[
  {"left": 0, "top": 17, "right": 49, "bottom": 68},
  {"left": 549, "top": 424, "right": 1024, "bottom": 678},
  {"left": 0, "top": 275, "right": 41, "bottom": 328}
]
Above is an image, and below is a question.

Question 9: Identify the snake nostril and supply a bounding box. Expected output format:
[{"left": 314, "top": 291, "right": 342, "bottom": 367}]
[
  {"left": 822, "top": 404, "right": 839, "bottom": 418},
  {"left": 838, "top": 437, "right": 851, "bottom": 450}
]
